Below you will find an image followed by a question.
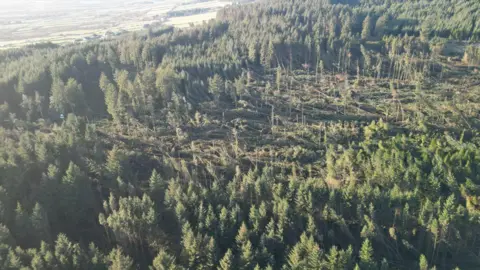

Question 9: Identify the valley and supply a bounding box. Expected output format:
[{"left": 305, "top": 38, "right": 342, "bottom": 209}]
[{"left": 0, "top": 0, "right": 233, "bottom": 48}]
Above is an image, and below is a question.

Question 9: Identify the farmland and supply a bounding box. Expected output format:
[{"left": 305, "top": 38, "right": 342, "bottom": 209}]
[{"left": 0, "top": 0, "right": 232, "bottom": 48}]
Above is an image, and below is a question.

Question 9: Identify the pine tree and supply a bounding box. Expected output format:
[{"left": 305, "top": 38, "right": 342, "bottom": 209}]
[
  {"left": 218, "top": 249, "right": 233, "bottom": 270},
  {"left": 108, "top": 247, "right": 134, "bottom": 270},
  {"left": 149, "top": 169, "right": 164, "bottom": 192},
  {"left": 88, "top": 242, "right": 107, "bottom": 270},
  {"left": 51, "top": 78, "right": 85, "bottom": 114},
  {"left": 115, "top": 70, "right": 133, "bottom": 97},
  {"left": 359, "top": 239, "right": 376, "bottom": 270},
  {"left": 361, "top": 45, "right": 371, "bottom": 73},
  {"left": 239, "top": 240, "right": 254, "bottom": 270},
  {"left": 61, "top": 162, "right": 93, "bottom": 233},
  {"left": 249, "top": 205, "right": 260, "bottom": 232},
  {"left": 203, "top": 237, "right": 216, "bottom": 269},
  {"left": 156, "top": 66, "right": 180, "bottom": 105},
  {"left": 100, "top": 73, "right": 120, "bottom": 123},
  {"left": 419, "top": 254, "right": 428, "bottom": 270},
  {"left": 236, "top": 222, "right": 250, "bottom": 246},
  {"left": 55, "top": 234, "right": 86, "bottom": 269},
  {"left": 375, "top": 15, "right": 388, "bottom": 37},
  {"left": 266, "top": 40, "right": 275, "bottom": 68},
  {"left": 14, "top": 202, "right": 32, "bottom": 246},
  {"left": 287, "top": 233, "right": 322, "bottom": 269},
  {"left": 30, "top": 203, "right": 51, "bottom": 243},
  {"left": 362, "top": 15, "right": 372, "bottom": 40},
  {"left": 276, "top": 67, "right": 282, "bottom": 92},
  {"left": 0, "top": 223, "right": 13, "bottom": 246},
  {"left": 31, "top": 253, "right": 47, "bottom": 270},
  {"left": 341, "top": 15, "right": 352, "bottom": 40},
  {"left": 181, "top": 222, "right": 200, "bottom": 268},
  {"left": 260, "top": 39, "right": 269, "bottom": 67},
  {"left": 100, "top": 194, "right": 156, "bottom": 249},
  {"left": 287, "top": 243, "right": 304, "bottom": 270},
  {"left": 249, "top": 42, "right": 259, "bottom": 64},
  {"left": 329, "top": 17, "right": 338, "bottom": 39},
  {"left": 326, "top": 246, "right": 339, "bottom": 270},
  {"left": 151, "top": 249, "right": 180, "bottom": 270},
  {"left": 306, "top": 240, "right": 323, "bottom": 269},
  {"left": 208, "top": 74, "right": 224, "bottom": 103},
  {"left": 234, "top": 77, "right": 244, "bottom": 100},
  {"left": 304, "top": 34, "right": 313, "bottom": 63}
]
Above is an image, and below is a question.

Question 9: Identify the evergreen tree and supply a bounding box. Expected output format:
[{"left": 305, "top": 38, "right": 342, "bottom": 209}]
[
  {"left": 341, "top": 15, "right": 352, "bottom": 40},
  {"left": 203, "top": 237, "right": 216, "bottom": 269},
  {"left": 249, "top": 42, "right": 259, "bottom": 64},
  {"left": 156, "top": 66, "right": 181, "bottom": 105},
  {"left": 151, "top": 249, "right": 181, "bottom": 270},
  {"left": 218, "top": 249, "right": 233, "bottom": 270},
  {"left": 108, "top": 247, "right": 134, "bottom": 270},
  {"left": 239, "top": 240, "right": 254, "bottom": 270},
  {"left": 359, "top": 239, "right": 376, "bottom": 270},
  {"left": 99, "top": 194, "right": 156, "bottom": 249},
  {"left": 276, "top": 67, "right": 282, "bottom": 92},
  {"left": 362, "top": 15, "right": 372, "bottom": 40},
  {"left": 50, "top": 78, "right": 85, "bottom": 114},
  {"left": 209, "top": 74, "right": 224, "bottom": 103},
  {"left": 149, "top": 169, "right": 164, "bottom": 192},
  {"left": 30, "top": 203, "right": 51, "bottom": 244},
  {"left": 419, "top": 254, "right": 428, "bottom": 270},
  {"left": 55, "top": 234, "right": 86, "bottom": 269},
  {"left": 375, "top": 15, "right": 388, "bottom": 37}
]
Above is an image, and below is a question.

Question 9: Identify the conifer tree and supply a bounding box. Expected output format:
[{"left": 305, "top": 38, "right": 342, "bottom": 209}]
[
  {"left": 151, "top": 249, "right": 180, "bottom": 270},
  {"left": 108, "top": 247, "right": 134, "bottom": 270},
  {"left": 149, "top": 169, "right": 164, "bottom": 192},
  {"left": 218, "top": 249, "right": 233, "bottom": 270},
  {"left": 209, "top": 74, "right": 224, "bottom": 103},
  {"left": 239, "top": 240, "right": 254, "bottom": 270},
  {"left": 276, "top": 67, "right": 282, "bottom": 92},
  {"left": 341, "top": 15, "right": 352, "bottom": 40},
  {"left": 249, "top": 42, "right": 259, "bottom": 64},
  {"left": 31, "top": 203, "right": 51, "bottom": 243},
  {"left": 419, "top": 254, "right": 428, "bottom": 270},
  {"left": 362, "top": 15, "right": 372, "bottom": 40},
  {"left": 359, "top": 239, "right": 376, "bottom": 270}
]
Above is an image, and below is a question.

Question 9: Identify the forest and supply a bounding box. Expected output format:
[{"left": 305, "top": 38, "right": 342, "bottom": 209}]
[{"left": 0, "top": 0, "right": 480, "bottom": 269}]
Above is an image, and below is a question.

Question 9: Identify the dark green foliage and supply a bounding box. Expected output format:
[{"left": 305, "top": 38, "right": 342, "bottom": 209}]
[{"left": 0, "top": 0, "right": 478, "bottom": 269}]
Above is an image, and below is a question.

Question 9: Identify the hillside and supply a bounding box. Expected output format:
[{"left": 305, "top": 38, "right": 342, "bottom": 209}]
[{"left": 0, "top": 0, "right": 480, "bottom": 269}]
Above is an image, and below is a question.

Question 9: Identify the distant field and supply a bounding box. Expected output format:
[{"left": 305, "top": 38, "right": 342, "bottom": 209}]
[
  {"left": 0, "top": 0, "right": 232, "bottom": 49},
  {"left": 164, "top": 12, "right": 219, "bottom": 28}
]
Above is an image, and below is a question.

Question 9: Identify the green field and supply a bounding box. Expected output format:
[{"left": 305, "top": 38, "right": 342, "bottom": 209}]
[{"left": 0, "top": 0, "right": 231, "bottom": 48}]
